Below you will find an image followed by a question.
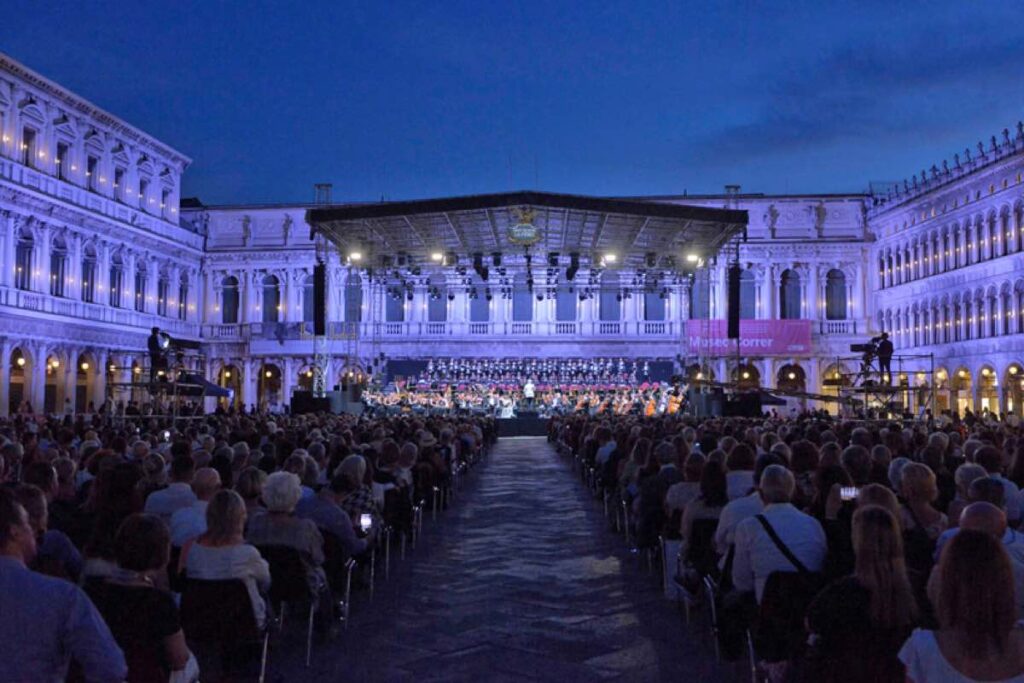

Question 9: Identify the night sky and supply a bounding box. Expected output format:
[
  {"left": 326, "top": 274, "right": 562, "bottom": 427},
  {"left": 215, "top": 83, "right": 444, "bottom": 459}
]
[{"left": 2, "top": 1, "right": 1023, "bottom": 205}]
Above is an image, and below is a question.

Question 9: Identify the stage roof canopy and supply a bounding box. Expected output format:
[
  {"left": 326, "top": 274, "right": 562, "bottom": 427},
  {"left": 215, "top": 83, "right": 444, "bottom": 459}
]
[{"left": 306, "top": 191, "right": 747, "bottom": 268}]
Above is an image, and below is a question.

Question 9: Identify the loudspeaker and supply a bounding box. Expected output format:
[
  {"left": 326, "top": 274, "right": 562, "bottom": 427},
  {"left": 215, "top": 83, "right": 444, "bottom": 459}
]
[
  {"left": 727, "top": 264, "right": 741, "bottom": 339},
  {"left": 291, "top": 391, "right": 331, "bottom": 415},
  {"left": 313, "top": 261, "right": 327, "bottom": 336}
]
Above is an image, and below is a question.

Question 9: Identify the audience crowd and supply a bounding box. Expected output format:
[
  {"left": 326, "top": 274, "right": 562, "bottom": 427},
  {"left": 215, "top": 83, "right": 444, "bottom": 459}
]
[
  {"left": 0, "top": 409, "right": 494, "bottom": 682},
  {"left": 552, "top": 410, "right": 1024, "bottom": 682}
]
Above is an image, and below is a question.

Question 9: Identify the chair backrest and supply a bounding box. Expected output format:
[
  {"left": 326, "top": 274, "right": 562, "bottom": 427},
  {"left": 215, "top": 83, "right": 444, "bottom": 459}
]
[
  {"left": 180, "top": 577, "right": 260, "bottom": 644},
  {"left": 755, "top": 570, "right": 825, "bottom": 663},
  {"left": 256, "top": 544, "right": 313, "bottom": 604},
  {"left": 685, "top": 518, "right": 720, "bottom": 574}
]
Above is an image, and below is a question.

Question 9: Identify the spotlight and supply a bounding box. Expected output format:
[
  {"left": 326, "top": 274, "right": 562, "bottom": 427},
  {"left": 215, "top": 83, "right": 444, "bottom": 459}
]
[
  {"left": 430, "top": 251, "right": 443, "bottom": 262},
  {"left": 603, "top": 253, "right": 617, "bottom": 264},
  {"left": 686, "top": 253, "right": 700, "bottom": 263},
  {"left": 349, "top": 251, "right": 363, "bottom": 262}
]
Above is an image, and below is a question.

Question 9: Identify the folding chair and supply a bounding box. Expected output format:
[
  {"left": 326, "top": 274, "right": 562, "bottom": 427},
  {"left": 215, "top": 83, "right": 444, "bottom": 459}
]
[
  {"left": 180, "top": 577, "right": 270, "bottom": 683},
  {"left": 256, "top": 545, "right": 322, "bottom": 667},
  {"left": 321, "top": 532, "right": 358, "bottom": 627}
]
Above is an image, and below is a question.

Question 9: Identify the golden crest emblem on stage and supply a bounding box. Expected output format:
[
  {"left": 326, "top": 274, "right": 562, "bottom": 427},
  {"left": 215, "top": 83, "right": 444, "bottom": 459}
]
[{"left": 508, "top": 206, "right": 542, "bottom": 245}]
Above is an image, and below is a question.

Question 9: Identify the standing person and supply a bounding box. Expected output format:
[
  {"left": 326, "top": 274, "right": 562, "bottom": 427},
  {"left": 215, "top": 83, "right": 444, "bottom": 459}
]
[
  {"left": 523, "top": 378, "right": 536, "bottom": 410},
  {"left": 147, "top": 327, "right": 165, "bottom": 384},
  {"left": 0, "top": 488, "right": 127, "bottom": 682},
  {"left": 877, "top": 332, "right": 893, "bottom": 382}
]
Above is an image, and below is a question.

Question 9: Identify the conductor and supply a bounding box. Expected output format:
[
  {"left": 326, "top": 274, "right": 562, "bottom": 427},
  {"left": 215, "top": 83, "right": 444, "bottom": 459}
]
[{"left": 877, "top": 331, "right": 894, "bottom": 381}]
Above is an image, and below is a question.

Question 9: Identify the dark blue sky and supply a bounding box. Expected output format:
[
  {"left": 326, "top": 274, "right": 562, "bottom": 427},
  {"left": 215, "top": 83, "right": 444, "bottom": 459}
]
[{"left": 3, "top": 1, "right": 1023, "bottom": 205}]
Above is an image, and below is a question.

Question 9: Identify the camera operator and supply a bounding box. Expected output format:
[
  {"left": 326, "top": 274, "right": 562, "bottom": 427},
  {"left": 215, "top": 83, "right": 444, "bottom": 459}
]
[
  {"left": 147, "top": 326, "right": 167, "bottom": 384},
  {"left": 875, "top": 332, "right": 893, "bottom": 381}
]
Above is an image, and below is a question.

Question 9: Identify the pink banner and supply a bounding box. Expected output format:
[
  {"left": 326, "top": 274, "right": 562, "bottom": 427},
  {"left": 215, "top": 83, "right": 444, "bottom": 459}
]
[{"left": 685, "top": 320, "right": 813, "bottom": 356}]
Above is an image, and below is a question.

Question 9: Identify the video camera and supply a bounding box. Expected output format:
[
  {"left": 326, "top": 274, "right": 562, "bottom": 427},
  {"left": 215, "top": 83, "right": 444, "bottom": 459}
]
[{"left": 851, "top": 335, "right": 887, "bottom": 354}]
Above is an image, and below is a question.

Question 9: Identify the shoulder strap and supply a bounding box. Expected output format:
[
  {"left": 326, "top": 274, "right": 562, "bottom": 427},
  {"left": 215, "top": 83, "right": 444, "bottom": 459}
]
[{"left": 755, "top": 513, "right": 809, "bottom": 574}]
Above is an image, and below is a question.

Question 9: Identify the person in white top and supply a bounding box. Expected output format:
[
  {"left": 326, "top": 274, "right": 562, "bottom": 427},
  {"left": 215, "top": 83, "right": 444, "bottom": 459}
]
[
  {"left": 901, "top": 528, "right": 1024, "bottom": 682},
  {"left": 169, "top": 468, "right": 220, "bottom": 548},
  {"left": 731, "top": 465, "right": 827, "bottom": 603},
  {"left": 523, "top": 379, "right": 536, "bottom": 409},
  {"left": 182, "top": 490, "right": 270, "bottom": 628},
  {"left": 143, "top": 454, "right": 196, "bottom": 523}
]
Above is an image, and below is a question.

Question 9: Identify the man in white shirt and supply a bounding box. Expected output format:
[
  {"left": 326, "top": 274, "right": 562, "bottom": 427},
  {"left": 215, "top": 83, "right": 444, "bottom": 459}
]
[
  {"left": 731, "top": 465, "right": 826, "bottom": 603},
  {"left": 169, "top": 467, "right": 221, "bottom": 548},
  {"left": 523, "top": 379, "right": 536, "bottom": 409},
  {"left": 143, "top": 454, "right": 196, "bottom": 523}
]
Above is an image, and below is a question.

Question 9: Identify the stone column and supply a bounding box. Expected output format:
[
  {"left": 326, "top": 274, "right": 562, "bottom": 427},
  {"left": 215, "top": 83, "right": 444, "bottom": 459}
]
[
  {"left": 241, "top": 359, "right": 257, "bottom": 412},
  {"left": 0, "top": 337, "right": 11, "bottom": 417},
  {"left": 93, "top": 349, "right": 108, "bottom": 410},
  {"left": 281, "top": 357, "right": 294, "bottom": 410},
  {"left": 36, "top": 223, "right": 52, "bottom": 293},
  {"left": 30, "top": 342, "right": 47, "bottom": 411},
  {"left": 2, "top": 213, "right": 14, "bottom": 288},
  {"left": 805, "top": 264, "right": 819, "bottom": 321}
]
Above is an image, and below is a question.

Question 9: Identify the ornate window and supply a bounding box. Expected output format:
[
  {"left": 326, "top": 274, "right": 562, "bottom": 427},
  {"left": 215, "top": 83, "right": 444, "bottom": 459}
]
[
  {"left": 261, "top": 274, "right": 279, "bottom": 324},
  {"left": 221, "top": 275, "right": 239, "bottom": 323},
  {"left": 779, "top": 269, "right": 801, "bottom": 319},
  {"left": 825, "top": 269, "right": 847, "bottom": 320}
]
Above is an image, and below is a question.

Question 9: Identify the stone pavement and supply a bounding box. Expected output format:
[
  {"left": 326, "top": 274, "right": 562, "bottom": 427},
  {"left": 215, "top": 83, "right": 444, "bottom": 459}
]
[{"left": 272, "top": 436, "right": 729, "bottom": 682}]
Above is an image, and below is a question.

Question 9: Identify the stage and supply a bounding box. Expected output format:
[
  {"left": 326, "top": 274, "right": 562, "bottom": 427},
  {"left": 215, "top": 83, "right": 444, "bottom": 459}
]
[{"left": 497, "top": 414, "right": 549, "bottom": 437}]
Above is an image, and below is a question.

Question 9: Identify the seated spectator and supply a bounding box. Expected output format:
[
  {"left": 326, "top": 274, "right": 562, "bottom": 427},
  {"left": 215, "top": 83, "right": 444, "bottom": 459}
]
[
  {"left": 899, "top": 463, "right": 948, "bottom": 585},
  {"left": 789, "top": 440, "right": 820, "bottom": 509},
  {"left": 12, "top": 484, "right": 82, "bottom": 582},
  {"left": 636, "top": 441, "right": 682, "bottom": 545},
  {"left": 183, "top": 490, "right": 271, "bottom": 628},
  {"left": 975, "top": 444, "right": 1023, "bottom": 525},
  {"left": 731, "top": 464, "right": 827, "bottom": 603},
  {"left": 0, "top": 488, "right": 127, "bottom": 682},
  {"left": 245, "top": 471, "right": 326, "bottom": 591},
  {"left": 725, "top": 444, "right": 756, "bottom": 500},
  {"left": 946, "top": 463, "right": 989, "bottom": 528},
  {"left": 335, "top": 455, "right": 383, "bottom": 531},
  {"left": 900, "top": 530, "right": 1024, "bottom": 681},
  {"left": 679, "top": 460, "right": 728, "bottom": 558},
  {"left": 144, "top": 454, "right": 196, "bottom": 523},
  {"left": 82, "top": 462, "right": 144, "bottom": 581},
  {"left": 236, "top": 466, "right": 268, "bottom": 521},
  {"left": 801, "top": 505, "right": 918, "bottom": 682},
  {"left": 137, "top": 452, "right": 169, "bottom": 501},
  {"left": 296, "top": 472, "right": 370, "bottom": 558},
  {"left": 665, "top": 452, "right": 705, "bottom": 516},
  {"left": 169, "top": 467, "right": 221, "bottom": 549},
  {"left": 87, "top": 513, "right": 194, "bottom": 682},
  {"left": 928, "top": 502, "right": 1024, "bottom": 621}
]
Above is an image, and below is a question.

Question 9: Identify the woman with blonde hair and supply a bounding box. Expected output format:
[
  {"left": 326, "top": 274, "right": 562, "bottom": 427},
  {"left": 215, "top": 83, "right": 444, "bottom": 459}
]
[
  {"left": 182, "top": 490, "right": 270, "bottom": 627},
  {"left": 900, "top": 530, "right": 1024, "bottom": 681},
  {"left": 800, "top": 505, "right": 918, "bottom": 682}
]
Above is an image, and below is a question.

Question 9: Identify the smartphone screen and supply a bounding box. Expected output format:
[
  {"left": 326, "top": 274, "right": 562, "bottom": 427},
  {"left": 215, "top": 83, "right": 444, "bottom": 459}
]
[
  {"left": 359, "top": 513, "right": 372, "bottom": 531},
  {"left": 840, "top": 486, "right": 859, "bottom": 501}
]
